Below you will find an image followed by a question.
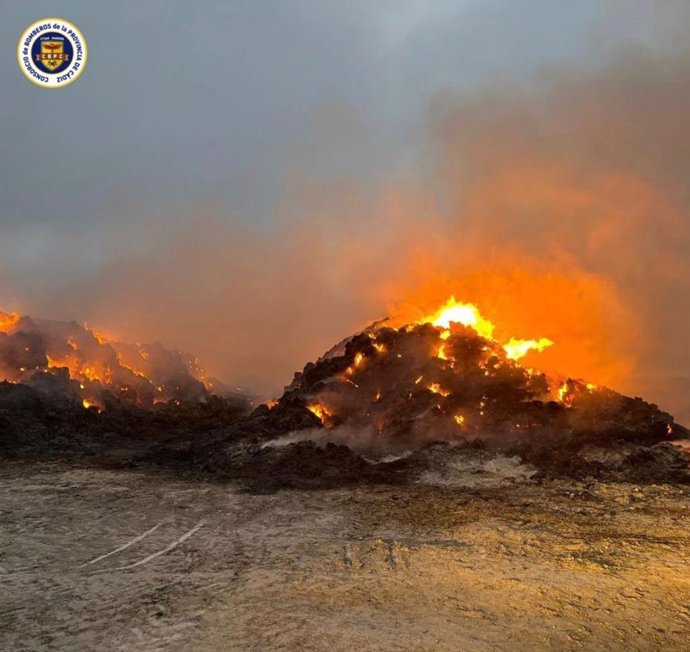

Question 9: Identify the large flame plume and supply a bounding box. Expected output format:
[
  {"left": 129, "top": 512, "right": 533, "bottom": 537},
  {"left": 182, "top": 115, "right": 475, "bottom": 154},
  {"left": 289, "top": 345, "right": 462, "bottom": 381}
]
[{"left": 422, "top": 296, "right": 553, "bottom": 361}]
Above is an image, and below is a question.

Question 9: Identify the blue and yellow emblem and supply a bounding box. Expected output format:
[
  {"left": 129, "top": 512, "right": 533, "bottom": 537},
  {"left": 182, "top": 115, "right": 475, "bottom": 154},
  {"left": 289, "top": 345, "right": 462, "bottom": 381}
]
[
  {"left": 17, "top": 18, "right": 87, "bottom": 88},
  {"left": 33, "top": 34, "right": 73, "bottom": 73}
]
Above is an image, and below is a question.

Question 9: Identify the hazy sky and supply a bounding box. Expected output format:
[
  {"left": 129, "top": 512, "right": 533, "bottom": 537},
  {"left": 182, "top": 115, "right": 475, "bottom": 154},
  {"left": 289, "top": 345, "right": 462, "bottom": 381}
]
[
  {"left": 3, "top": 1, "right": 690, "bottom": 409},
  {"left": 2, "top": 2, "right": 678, "bottom": 251}
]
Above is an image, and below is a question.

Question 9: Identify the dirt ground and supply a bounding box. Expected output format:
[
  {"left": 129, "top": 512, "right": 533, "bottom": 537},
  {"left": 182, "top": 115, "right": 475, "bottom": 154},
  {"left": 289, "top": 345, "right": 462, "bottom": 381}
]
[{"left": 0, "top": 460, "right": 688, "bottom": 651}]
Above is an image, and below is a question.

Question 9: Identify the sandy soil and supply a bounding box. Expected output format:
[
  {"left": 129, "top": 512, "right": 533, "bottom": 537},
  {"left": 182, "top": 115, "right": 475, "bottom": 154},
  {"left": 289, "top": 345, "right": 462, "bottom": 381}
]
[{"left": 0, "top": 461, "right": 688, "bottom": 651}]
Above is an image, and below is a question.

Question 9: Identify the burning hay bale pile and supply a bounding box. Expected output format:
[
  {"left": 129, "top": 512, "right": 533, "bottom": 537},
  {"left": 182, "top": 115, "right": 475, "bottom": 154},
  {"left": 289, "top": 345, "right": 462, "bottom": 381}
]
[
  {"left": 271, "top": 297, "right": 683, "bottom": 453},
  {"left": 0, "top": 310, "right": 225, "bottom": 408},
  {"left": 201, "top": 297, "right": 689, "bottom": 488},
  {"left": 0, "top": 310, "right": 251, "bottom": 458},
  {"left": 1, "top": 300, "right": 688, "bottom": 485}
]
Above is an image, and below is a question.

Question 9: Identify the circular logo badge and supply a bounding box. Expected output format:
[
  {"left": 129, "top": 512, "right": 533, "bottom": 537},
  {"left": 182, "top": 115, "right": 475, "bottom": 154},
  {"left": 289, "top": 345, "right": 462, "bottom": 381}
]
[{"left": 17, "top": 18, "right": 88, "bottom": 88}]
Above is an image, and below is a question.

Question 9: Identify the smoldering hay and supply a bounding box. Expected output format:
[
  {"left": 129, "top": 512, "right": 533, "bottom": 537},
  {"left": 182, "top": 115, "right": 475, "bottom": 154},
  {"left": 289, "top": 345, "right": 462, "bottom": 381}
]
[
  {"left": 258, "top": 296, "right": 684, "bottom": 458},
  {"left": 0, "top": 309, "right": 242, "bottom": 409},
  {"left": 193, "top": 294, "right": 690, "bottom": 489},
  {"left": 2, "top": 295, "right": 688, "bottom": 488},
  {"left": 3, "top": 46, "right": 690, "bottom": 422}
]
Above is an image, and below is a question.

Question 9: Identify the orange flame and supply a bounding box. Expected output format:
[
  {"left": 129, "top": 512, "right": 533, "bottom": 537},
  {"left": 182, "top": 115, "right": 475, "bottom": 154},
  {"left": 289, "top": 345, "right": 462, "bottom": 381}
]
[
  {"left": 423, "top": 296, "right": 494, "bottom": 338},
  {"left": 421, "top": 296, "right": 552, "bottom": 361},
  {"left": 503, "top": 337, "right": 553, "bottom": 360},
  {"left": 307, "top": 402, "right": 333, "bottom": 426}
]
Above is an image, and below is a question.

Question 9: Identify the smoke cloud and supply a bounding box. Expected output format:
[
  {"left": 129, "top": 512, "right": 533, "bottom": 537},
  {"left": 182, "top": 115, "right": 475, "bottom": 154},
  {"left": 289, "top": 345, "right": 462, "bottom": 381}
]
[{"left": 4, "top": 44, "right": 690, "bottom": 422}]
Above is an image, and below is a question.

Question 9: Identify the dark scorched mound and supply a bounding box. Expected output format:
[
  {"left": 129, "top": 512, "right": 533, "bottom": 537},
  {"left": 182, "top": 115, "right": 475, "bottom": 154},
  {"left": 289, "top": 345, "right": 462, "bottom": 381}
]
[
  {"left": 278, "top": 322, "right": 685, "bottom": 450},
  {"left": 197, "top": 321, "right": 689, "bottom": 487}
]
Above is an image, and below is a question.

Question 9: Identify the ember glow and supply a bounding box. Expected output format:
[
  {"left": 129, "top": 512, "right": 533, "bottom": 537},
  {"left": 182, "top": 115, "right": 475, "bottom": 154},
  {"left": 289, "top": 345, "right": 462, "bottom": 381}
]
[{"left": 428, "top": 382, "right": 449, "bottom": 397}]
